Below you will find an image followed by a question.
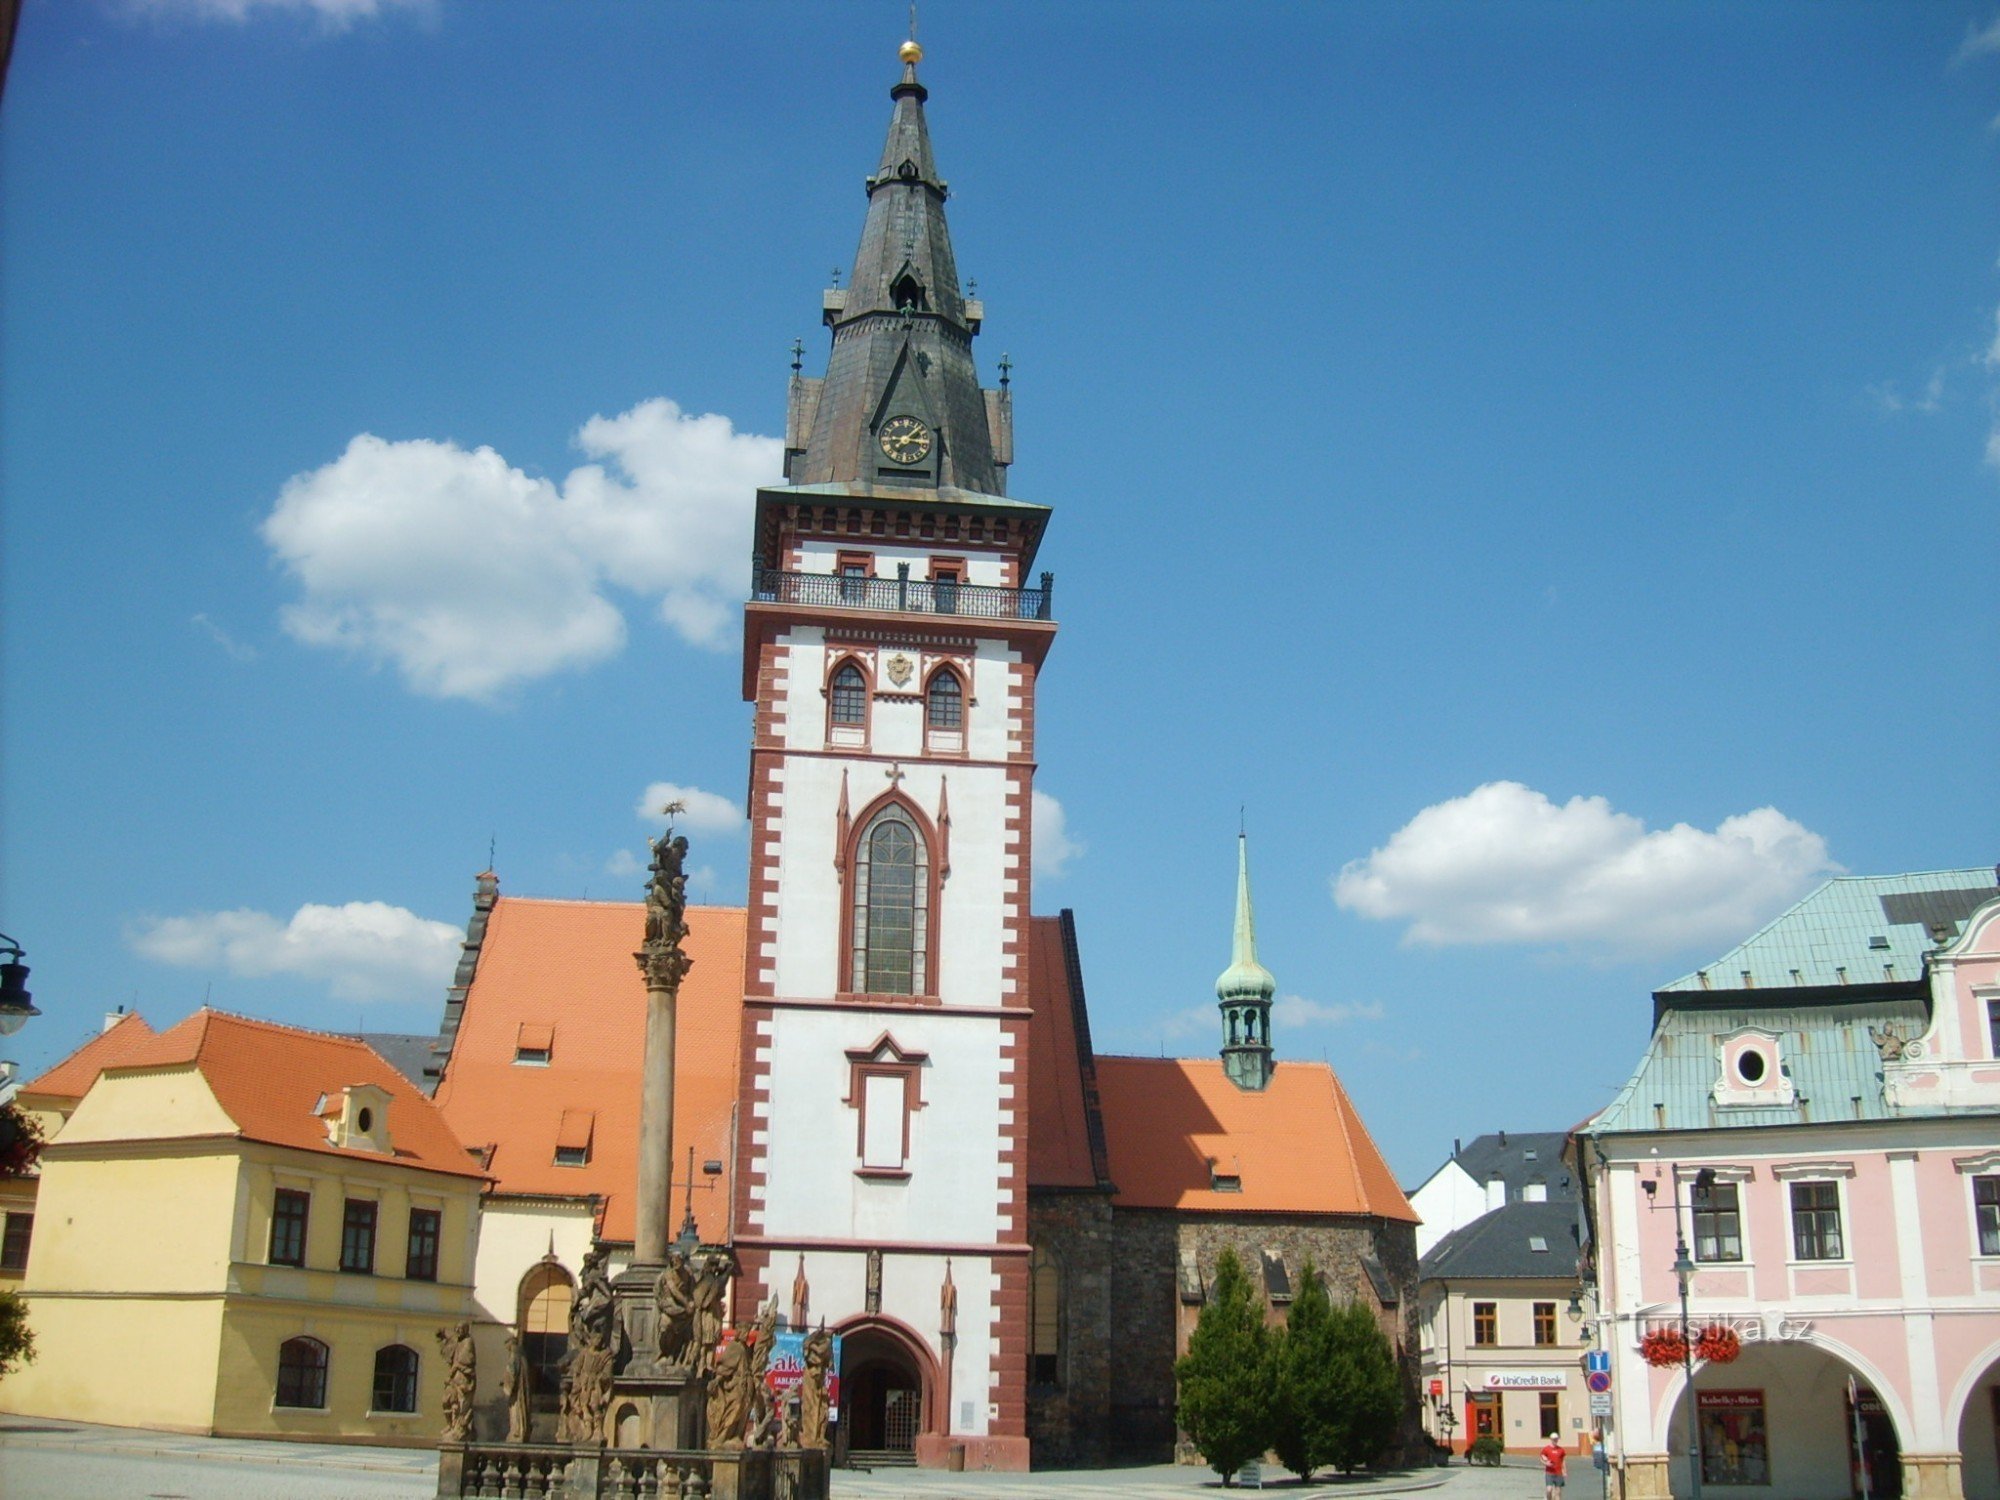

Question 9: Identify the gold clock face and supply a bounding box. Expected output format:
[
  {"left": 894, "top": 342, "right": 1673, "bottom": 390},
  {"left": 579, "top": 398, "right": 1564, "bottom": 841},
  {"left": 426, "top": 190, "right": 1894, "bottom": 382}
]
[{"left": 878, "top": 416, "right": 932, "bottom": 466}]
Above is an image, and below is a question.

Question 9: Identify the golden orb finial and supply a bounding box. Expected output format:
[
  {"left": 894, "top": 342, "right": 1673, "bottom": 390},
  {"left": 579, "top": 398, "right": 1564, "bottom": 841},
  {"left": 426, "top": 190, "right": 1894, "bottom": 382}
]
[{"left": 899, "top": 39, "right": 923, "bottom": 65}]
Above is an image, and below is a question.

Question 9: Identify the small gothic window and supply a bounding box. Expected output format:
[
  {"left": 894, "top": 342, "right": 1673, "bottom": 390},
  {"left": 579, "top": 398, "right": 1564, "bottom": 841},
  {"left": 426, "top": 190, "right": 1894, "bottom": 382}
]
[
  {"left": 851, "top": 805, "right": 929, "bottom": 995},
  {"left": 891, "top": 270, "right": 928, "bottom": 311},
  {"left": 831, "top": 663, "right": 867, "bottom": 726},
  {"left": 926, "top": 671, "right": 962, "bottom": 730}
]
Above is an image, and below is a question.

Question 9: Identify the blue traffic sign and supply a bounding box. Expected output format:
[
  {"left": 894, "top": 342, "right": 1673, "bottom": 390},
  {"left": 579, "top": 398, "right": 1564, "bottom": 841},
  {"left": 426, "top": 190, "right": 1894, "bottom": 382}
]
[{"left": 1585, "top": 1350, "right": 1611, "bottom": 1374}]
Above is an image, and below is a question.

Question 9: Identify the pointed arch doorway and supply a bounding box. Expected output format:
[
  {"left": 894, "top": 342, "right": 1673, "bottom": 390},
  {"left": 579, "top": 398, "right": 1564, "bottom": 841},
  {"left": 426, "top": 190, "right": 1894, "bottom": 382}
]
[{"left": 835, "top": 1316, "right": 938, "bottom": 1464}]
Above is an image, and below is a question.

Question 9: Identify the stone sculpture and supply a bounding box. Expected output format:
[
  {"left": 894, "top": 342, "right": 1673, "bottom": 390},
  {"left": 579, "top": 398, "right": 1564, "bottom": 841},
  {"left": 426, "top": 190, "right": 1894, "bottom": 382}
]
[
  {"left": 437, "top": 1322, "right": 476, "bottom": 1442},
  {"left": 799, "top": 1325, "right": 832, "bottom": 1451},
  {"left": 746, "top": 1300, "right": 779, "bottom": 1447},
  {"left": 690, "top": 1252, "right": 729, "bottom": 1374},
  {"left": 656, "top": 1248, "right": 697, "bottom": 1367},
  {"left": 706, "top": 1335, "right": 753, "bottom": 1451},
  {"left": 501, "top": 1332, "right": 532, "bottom": 1443}
]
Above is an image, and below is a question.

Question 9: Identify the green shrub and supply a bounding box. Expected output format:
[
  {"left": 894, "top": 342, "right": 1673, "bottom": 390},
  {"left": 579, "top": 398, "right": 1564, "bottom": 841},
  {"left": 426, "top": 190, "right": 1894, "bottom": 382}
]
[{"left": 1470, "top": 1435, "right": 1505, "bottom": 1466}]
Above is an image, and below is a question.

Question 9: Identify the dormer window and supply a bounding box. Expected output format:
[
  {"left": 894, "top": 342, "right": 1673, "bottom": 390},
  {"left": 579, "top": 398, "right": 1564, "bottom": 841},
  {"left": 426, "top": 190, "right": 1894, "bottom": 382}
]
[
  {"left": 554, "top": 1109, "right": 595, "bottom": 1168},
  {"left": 514, "top": 1023, "right": 554, "bottom": 1066},
  {"left": 1713, "top": 1028, "right": 1794, "bottom": 1109}
]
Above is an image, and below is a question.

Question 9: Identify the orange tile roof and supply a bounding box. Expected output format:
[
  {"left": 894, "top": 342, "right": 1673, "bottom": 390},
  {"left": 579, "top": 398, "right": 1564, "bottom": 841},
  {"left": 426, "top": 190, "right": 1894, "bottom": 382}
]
[
  {"left": 18, "top": 1012, "right": 159, "bottom": 1104},
  {"left": 1093, "top": 1055, "right": 1417, "bottom": 1222},
  {"left": 101, "top": 1009, "right": 484, "bottom": 1179},
  {"left": 429, "top": 898, "right": 746, "bottom": 1245},
  {"left": 1023, "top": 916, "right": 1101, "bottom": 1190}
]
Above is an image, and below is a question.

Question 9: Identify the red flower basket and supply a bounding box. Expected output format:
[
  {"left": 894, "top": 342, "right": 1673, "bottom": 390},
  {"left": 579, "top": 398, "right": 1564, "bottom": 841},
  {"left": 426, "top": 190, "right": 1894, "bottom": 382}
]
[
  {"left": 1695, "top": 1325, "right": 1742, "bottom": 1364},
  {"left": 1639, "top": 1327, "right": 1688, "bottom": 1368}
]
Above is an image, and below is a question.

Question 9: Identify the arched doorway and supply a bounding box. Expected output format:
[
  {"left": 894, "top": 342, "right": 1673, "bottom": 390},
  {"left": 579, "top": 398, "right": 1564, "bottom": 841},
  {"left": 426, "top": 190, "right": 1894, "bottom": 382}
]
[
  {"left": 516, "top": 1258, "right": 574, "bottom": 1442},
  {"left": 1954, "top": 1351, "right": 2000, "bottom": 1500},
  {"left": 1661, "top": 1338, "right": 1906, "bottom": 1500},
  {"left": 835, "top": 1318, "right": 936, "bottom": 1462}
]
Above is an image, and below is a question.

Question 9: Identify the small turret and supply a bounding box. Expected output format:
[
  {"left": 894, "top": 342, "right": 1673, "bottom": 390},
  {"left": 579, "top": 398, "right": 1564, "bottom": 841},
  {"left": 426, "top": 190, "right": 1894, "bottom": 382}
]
[{"left": 1216, "top": 833, "right": 1276, "bottom": 1091}]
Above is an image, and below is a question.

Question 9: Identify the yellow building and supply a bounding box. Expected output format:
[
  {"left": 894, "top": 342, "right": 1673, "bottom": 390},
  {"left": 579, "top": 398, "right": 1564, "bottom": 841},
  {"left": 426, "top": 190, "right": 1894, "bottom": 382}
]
[{"left": 0, "top": 1009, "right": 487, "bottom": 1445}]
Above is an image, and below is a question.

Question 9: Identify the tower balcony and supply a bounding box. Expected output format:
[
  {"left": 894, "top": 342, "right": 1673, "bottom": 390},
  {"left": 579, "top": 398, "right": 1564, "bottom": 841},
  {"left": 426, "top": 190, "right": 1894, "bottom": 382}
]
[{"left": 750, "top": 566, "right": 1055, "bottom": 622}]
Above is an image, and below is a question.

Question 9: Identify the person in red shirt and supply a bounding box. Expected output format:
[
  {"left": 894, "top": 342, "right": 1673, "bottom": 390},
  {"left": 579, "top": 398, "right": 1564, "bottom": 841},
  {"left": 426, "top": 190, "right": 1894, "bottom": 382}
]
[{"left": 1541, "top": 1438, "right": 1569, "bottom": 1499}]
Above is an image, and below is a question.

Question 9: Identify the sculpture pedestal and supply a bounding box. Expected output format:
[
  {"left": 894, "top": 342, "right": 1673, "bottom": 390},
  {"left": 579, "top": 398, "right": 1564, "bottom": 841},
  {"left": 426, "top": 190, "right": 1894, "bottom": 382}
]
[{"left": 606, "top": 1263, "right": 707, "bottom": 1449}]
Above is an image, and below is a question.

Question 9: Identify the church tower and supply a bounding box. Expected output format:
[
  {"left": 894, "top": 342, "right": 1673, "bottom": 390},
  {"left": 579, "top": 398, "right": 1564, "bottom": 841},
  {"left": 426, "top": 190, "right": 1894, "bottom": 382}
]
[
  {"left": 1216, "top": 833, "right": 1276, "bottom": 1091},
  {"left": 730, "top": 39, "right": 1049, "bottom": 1470}
]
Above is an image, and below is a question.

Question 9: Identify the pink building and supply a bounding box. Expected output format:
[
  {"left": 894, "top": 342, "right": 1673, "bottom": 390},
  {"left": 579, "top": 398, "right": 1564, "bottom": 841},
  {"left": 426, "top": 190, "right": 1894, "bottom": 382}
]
[{"left": 1577, "top": 870, "right": 2000, "bottom": 1500}]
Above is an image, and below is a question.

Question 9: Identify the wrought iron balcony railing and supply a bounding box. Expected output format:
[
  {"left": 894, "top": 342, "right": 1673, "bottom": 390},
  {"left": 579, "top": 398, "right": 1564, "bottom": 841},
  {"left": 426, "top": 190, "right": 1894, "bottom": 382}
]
[{"left": 750, "top": 565, "right": 1054, "bottom": 622}]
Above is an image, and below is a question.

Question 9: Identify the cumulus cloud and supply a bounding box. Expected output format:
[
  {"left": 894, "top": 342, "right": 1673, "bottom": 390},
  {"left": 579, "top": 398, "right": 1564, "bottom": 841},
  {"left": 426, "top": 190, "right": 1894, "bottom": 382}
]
[
  {"left": 1033, "top": 790, "right": 1083, "bottom": 880},
  {"left": 122, "top": 0, "right": 432, "bottom": 24},
  {"left": 635, "top": 781, "right": 746, "bottom": 835},
  {"left": 1333, "top": 781, "right": 1839, "bottom": 958},
  {"left": 129, "top": 901, "right": 461, "bottom": 1002},
  {"left": 605, "top": 848, "right": 645, "bottom": 880},
  {"left": 260, "top": 400, "right": 781, "bottom": 702},
  {"left": 1273, "top": 995, "right": 1385, "bottom": 1028}
]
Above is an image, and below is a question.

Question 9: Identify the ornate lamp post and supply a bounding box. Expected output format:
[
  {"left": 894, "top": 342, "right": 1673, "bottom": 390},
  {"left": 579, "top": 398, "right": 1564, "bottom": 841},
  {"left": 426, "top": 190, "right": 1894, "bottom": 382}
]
[
  {"left": 1673, "top": 1223, "right": 1703, "bottom": 1500},
  {"left": 0, "top": 935, "right": 41, "bottom": 1037}
]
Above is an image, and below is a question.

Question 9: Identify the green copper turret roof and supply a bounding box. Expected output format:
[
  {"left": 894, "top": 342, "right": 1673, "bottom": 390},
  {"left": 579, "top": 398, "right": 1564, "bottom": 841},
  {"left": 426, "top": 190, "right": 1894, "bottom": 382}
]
[{"left": 1216, "top": 833, "right": 1277, "bottom": 1004}]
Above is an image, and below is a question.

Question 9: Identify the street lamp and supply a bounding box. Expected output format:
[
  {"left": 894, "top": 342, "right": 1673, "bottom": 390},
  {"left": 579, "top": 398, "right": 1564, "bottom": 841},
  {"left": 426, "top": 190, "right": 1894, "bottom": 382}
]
[
  {"left": 1674, "top": 1224, "right": 1703, "bottom": 1500},
  {"left": 0, "top": 935, "right": 39, "bottom": 1038}
]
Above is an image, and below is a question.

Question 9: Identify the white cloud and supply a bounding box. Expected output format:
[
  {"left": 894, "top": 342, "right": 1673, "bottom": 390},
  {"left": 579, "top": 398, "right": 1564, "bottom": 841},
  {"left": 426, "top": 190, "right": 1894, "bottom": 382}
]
[
  {"left": 604, "top": 849, "right": 644, "bottom": 880},
  {"left": 260, "top": 400, "right": 781, "bottom": 702},
  {"left": 1868, "top": 367, "right": 1945, "bottom": 415},
  {"left": 122, "top": 0, "right": 432, "bottom": 25},
  {"left": 192, "top": 613, "right": 257, "bottom": 661},
  {"left": 635, "top": 781, "right": 746, "bottom": 836},
  {"left": 129, "top": 901, "right": 460, "bottom": 1002},
  {"left": 1953, "top": 15, "right": 2000, "bottom": 65},
  {"left": 1272, "top": 995, "right": 1385, "bottom": 1029},
  {"left": 1033, "top": 789, "right": 1083, "bottom": 880},
  {"left": 1333, "top": 781, "right": 1839, "bottom": 958}
]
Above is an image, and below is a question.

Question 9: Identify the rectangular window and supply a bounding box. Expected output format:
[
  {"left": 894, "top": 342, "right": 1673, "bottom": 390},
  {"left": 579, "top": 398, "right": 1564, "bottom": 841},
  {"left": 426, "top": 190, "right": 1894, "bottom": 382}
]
[
  {"left": 1472, "top": 1302, "right": 1497, "bottom": 1346},
  {"left": 1694, "top": 1181, "right": 1744, "bottom": 1262},
  {"left": 340, "top": 1198, "right": 378, "bottom": 1274},
  {"left": 1976, "top": 1176, "right": 2000, "bottom": 1257},
  {"left": 861, "top": 1072, "right": 907, "bottom": 1170},
  {"left": 930, "top": 563, "right": 961, "bottom": 615},
  {"left": 1790, "top": 1181, "right": 1844, "bottom": 1260},
  {"left": 1533, "top": 1302, "right": 1557, "bottom": 1347},
  {"left": 405, "top": 1207, "right": 441, "bottom": 1282},
  {"left": 1990, "top": 999, "right": 2000, "bottom": 1058},
  {"left": 1540, "top": 1392, "right": 1561, "bottom": 1439},
  {"left": 0, "top": 1212, "right": 33, "bottom": 1272},
  {"left": 269, "top": 1189, "right": 309, "bottom": 1267},
  {"left": 837, "top": 554, "right": 871, "bottom": 605}
]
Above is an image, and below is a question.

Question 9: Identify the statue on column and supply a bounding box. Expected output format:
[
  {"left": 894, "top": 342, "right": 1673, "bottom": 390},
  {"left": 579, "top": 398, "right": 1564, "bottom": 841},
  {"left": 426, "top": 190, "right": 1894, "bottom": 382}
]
[
  {"left": 436, "top": 1322, "right": 476, "bottom": 1442},
  {"left": 637, "top": 815, "right": 694, "bottom": 992}
]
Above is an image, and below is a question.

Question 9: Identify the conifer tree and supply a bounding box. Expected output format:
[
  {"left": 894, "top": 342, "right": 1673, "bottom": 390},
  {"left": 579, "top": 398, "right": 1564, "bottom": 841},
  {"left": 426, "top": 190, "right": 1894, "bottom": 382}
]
[
  {"left": 1271, "top": 1259, "right": 1339, "bottom": 1480},
  {"left": 1174, "top": 1247, "right": 1272, "bottom": 1482},
  {"left": 1325, "top": 1296, "right": 1403, "bottom": 1473}
]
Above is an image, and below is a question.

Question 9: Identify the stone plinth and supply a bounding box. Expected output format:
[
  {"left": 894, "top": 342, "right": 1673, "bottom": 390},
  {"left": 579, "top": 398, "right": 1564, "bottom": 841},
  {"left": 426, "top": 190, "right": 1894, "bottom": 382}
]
[{"left": 604, "top": 1370, "right": 705, "bottom": 1451}]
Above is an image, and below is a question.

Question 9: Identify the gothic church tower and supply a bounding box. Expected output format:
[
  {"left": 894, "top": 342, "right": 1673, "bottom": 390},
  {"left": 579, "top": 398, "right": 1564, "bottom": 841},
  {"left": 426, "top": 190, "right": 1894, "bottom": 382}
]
[{"left": 729, "top": 41, "right": 1050, "bottom": 1469}]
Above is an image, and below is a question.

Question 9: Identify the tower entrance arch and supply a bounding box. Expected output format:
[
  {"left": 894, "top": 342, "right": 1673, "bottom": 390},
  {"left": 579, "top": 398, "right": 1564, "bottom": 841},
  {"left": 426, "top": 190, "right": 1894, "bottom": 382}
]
[{"left": 834, "top": 1317, "right": 938, "bottom": 1462}]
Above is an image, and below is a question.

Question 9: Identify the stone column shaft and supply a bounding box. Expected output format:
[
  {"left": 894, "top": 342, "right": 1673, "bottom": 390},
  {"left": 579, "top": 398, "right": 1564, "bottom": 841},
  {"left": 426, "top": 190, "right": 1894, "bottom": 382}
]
[{"left": 635, "top": 981, "right": 678, "bottom": 1266}]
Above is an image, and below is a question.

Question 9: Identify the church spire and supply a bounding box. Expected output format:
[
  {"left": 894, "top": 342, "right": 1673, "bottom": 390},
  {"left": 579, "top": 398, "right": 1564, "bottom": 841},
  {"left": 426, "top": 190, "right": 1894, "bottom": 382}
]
[
  {"left": 783, "top": 38, "right": 1011, "bottom": 496},
  {"left": 1216, "top": 832, "right": 1276, "bottom": 1091}
]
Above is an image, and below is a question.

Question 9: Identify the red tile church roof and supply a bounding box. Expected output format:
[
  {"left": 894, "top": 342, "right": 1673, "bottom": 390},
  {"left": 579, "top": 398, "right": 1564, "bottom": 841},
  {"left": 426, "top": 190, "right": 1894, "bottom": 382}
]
[
  {"left": 429, "top": 897, "right": 745, "bottom": 1244},
  {"left": 1092, "top": 1055, "right": 1417, "bottom": 1221}
]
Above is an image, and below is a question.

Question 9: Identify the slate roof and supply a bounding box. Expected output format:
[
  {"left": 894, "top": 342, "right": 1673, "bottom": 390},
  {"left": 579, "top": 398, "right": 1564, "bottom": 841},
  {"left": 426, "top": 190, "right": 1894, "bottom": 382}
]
[
  {"left": 1445, "top": 1132, "right": 1577, "bottom": 1203},
  {"left": 1419, "top": 1200, "right": 1583, "bottom": 1281},
  {"left": 1093, "top": 1055, "right": 1418, "bottom": 1222},
  {"left": 348, "top": 1032, "right": 439, "bottom": 1092},
  {"left": 1658, "top": 868, "right": 1996, "bottom": 994},
  {"left": 97, "top": 1010, "right": 484, "bottom": 1178},
  {"left": 1582, "top": 992, "right": 1930, "bottom": 1136}
]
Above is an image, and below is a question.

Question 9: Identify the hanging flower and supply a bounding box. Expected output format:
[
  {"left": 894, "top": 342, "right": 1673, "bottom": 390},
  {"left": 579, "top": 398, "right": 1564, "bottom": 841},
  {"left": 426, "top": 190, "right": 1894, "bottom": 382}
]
[
  {"left": 1639, "top": 1327, "right": 1688, "bottom": 1368},
  {"left": 1696, "top": 1325, "right": 1742, "bottom": 1364}
]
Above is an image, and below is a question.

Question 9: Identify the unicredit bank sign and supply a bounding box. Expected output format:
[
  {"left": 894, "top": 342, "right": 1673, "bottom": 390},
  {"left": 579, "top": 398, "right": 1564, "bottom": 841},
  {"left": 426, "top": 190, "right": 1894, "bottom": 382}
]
[{"left": 1483, "top": 1371, "right": 1567, "bottom": 1390}]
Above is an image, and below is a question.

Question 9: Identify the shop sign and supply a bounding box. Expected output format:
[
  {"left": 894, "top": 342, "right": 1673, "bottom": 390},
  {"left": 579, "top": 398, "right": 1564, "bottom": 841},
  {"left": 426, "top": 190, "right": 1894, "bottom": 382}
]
[{"left": 1483, "top": 1371, "right": 1567, "bottom": 1390}]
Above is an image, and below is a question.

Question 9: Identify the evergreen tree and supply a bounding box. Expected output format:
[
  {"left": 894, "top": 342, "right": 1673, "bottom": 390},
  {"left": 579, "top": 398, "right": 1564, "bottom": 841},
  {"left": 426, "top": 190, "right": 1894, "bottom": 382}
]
[
  {"left": 1324, "top": 1297, "right": 1403, "bottom": 1473},
  {"left": 1174, "top": 1247, "right": 1272, "bottom": 1482},
  {"left": 1271, "top": 1259, "right": 1339, "bottom": 1480}
]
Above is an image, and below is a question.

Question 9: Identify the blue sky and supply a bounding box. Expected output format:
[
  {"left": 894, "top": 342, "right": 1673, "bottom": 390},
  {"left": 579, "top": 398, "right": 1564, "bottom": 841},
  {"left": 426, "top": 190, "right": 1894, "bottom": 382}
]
[{"left": 3, "top": 1, "right": 1997, "bottom": 1182}]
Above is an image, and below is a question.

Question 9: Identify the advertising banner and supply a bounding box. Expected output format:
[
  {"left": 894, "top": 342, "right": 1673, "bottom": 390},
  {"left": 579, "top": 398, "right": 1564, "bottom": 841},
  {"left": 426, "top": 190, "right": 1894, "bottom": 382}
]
[{"left": 764, "top": 1330, "right": 842, "bottom": 1412}]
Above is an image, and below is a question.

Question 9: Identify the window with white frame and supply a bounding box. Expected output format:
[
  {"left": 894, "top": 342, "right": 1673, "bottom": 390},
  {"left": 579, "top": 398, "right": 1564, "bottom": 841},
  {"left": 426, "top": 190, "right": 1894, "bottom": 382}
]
[
  {"left": 1789, "top": 1180, "right": 1844, "bottom": 1260},
  {"left": 1693, "top": 1180, "right": 1744, "bottom": 1262},
  {"left": 1975, "top": 1175, "right": 2000, "bottom": 1257}
]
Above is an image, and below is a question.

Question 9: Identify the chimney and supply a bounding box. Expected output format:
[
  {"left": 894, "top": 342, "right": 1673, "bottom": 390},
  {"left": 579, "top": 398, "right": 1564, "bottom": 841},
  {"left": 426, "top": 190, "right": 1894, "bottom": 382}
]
[
  {"left": 1486, "top": 1174, "right": 1505, "bottom": 1212},
  {"left": 103, "top": 1005, "right": 127, "bottom": 1033}
]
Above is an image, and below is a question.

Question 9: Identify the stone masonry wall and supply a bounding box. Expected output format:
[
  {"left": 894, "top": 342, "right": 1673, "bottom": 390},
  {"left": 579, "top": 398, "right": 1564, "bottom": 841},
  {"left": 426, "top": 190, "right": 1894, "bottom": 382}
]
[{"left": 1024, "top": 1190, "right": 1114, "bottom": 1468}]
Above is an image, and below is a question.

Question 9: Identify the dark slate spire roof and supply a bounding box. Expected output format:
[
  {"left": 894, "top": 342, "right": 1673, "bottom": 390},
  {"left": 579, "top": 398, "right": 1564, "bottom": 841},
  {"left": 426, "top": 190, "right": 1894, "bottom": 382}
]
[{"left": 785, "top": 44, "right": 1008, "bottom": 497}]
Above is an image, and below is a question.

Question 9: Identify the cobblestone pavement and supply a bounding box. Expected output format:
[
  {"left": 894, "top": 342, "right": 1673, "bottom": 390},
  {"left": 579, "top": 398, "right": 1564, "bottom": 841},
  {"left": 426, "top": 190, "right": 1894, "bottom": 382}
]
[{"left": 0, "top": 1418, "right": 1573, "bottom": 1500}]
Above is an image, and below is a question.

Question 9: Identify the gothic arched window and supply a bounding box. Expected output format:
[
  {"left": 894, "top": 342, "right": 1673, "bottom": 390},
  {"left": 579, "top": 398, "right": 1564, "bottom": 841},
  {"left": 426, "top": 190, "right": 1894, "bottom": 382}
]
[
  {"left": 851, "top": 804, "right": 930, "bottom": 995},
  {"left": 925, "top": 669, "right": 962, "bottom": 730},
  {"left": 830, "top": 662, "right": 867, "bottom": 726},
  {"left": 1029, "top": 1246, "right": 1062, "bottom": 1387}
]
